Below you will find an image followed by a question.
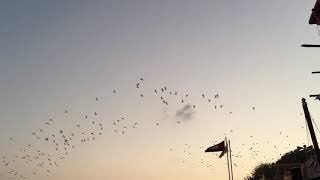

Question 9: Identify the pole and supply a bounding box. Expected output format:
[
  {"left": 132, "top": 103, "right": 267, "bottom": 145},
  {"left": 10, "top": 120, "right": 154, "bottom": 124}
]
[
  {"left": 302, "top": 98, "right": 320, "bottom": 165},
  {"left": 228, "top": 140, "right": 234, "bottom": 180},
  {"left": 310, "top": 94, "right": 320, "bottom": 98},
  {"left": 301, "top": 44, "right": 320, "bottom": 47},
  {"left": 226, "top": 137, "right": 231, "bottom": 180}
]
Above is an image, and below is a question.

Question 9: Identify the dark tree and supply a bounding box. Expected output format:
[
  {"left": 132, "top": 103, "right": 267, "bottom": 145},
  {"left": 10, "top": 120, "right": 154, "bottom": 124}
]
[
  {"left": 245, "top": 163, "right": 276, "bottom": 180},
  {"left": 276, "top": 145, "right": 312, "bottom": 164},
  {"left": 245, "top": 146, "right": 313, "bottom": 180}
]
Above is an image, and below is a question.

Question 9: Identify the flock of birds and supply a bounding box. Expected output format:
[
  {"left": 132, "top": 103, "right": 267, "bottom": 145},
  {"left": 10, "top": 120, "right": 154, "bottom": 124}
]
[
  {"left": 0, "top": 107, "right": 104, "bottom": 179},
  {"left": 165, "top": 130, "right": 297, "bottom": 175},
  {"left": 0, "top": 77, "right": 307, "bottom": 179}
]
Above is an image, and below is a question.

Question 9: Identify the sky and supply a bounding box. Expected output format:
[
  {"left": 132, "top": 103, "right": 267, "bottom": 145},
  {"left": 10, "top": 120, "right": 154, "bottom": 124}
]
[{"left": 1, "top": 0, "right": 320, "bottom": 179}]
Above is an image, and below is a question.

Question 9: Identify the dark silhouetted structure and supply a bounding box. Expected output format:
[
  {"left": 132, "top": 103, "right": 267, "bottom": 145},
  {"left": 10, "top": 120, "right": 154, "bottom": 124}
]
[
  {"left": 302, "top": 99, "right": 320, "bottom": 168},
  {"left": 309, "top": 0, "right": 320, "bottom": 25}
]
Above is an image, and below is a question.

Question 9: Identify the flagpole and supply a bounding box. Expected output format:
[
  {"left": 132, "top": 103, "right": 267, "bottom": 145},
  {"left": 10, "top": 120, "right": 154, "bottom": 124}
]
[
  {"left": 226, "top": 137, "right": 231, "bottom": 180},
  {"left": 228, "top": 140, "right": 234, "bottom": 180}
]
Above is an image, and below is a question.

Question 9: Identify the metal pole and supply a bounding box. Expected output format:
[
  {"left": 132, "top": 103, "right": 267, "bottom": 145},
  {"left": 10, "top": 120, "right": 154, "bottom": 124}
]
[
  {"left": 228, "top": 140, "right": 234, "bottom": 180},
  {"left": 310, "top": 94, "right": 320, "bottom": 98},
  {"left": 302, "top": 98, "right": 320, "bottom": 165},
  {"left": 301, "top": 44, "right": 320, "bottom": 47},
  {"left": 226, "top": 137, "right": 231, "bottom": 180}
]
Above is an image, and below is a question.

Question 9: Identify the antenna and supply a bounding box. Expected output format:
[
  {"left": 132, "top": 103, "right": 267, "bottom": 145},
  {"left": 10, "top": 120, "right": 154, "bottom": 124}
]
[
  {"left": 301, "top": 44, "right": 320, "bottom": 48},
  {"left": 310, "top": 73, "right": 320, "bottom": 100}
]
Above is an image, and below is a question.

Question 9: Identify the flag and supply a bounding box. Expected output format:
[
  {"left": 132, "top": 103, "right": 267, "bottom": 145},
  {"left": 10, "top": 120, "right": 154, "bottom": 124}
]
[
  {"left": 205, "top": 140, "right": 226, "bottom": 153},
  {"left": 219, "top": 145, "right": 228, "bottom": 158}
]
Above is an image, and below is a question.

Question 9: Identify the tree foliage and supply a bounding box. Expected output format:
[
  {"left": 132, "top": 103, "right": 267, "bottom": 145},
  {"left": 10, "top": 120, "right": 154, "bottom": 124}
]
[
  {"left": 245, "top": 163, "right": 276, "bottom": 180},
  {"left": 276, "top": 145, "right": 311, "bottom": 165},
  {"left": 245, "top": 145, "right": 313, "bottom": 180}
]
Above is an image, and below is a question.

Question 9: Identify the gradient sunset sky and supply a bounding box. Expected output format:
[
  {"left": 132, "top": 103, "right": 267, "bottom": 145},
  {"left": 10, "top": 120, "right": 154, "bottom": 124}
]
[{"left": 1, "top": 1, "right": 320, "bottom": 180}]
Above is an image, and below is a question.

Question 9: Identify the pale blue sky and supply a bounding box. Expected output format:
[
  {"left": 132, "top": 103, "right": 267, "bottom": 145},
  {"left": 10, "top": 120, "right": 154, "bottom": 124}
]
[{"left": 1, "top": 1, "right": 320, "bottom": 179}]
